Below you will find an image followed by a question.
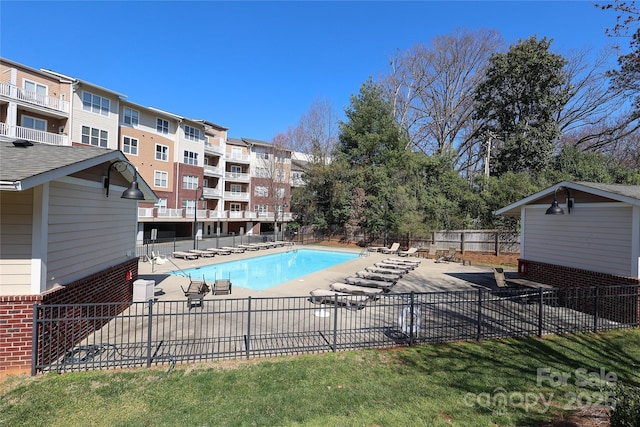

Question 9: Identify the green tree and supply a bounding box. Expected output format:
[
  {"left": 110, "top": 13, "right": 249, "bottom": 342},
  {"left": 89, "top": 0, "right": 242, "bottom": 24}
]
[{"left": 474, "top": 36, "right": 569, "bottom": 176}]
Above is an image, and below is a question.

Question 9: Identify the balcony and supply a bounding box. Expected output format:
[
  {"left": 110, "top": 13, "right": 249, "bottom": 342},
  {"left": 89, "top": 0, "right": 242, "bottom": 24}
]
[
  {"left": 157, "top": 208, "right": 184, "bottom": 218},
  {"left": 0, "top": 123, "right": 69, "bottom": 146},
  {"left": 202, "top": 186, "right": 222, "bottom": 198},
  {"left": 224, "top": 171, "right": 250, "bottom": 182},
  {"left": 203, "top": 165, "right": 223, "bottom": 177},
  {"left": 136, "top": 208, "right": 294, "bottom": 222},
  {"left": 224, "top": 191, "right": 250, "bottom": 201},
  {"left": 290, "top": 177, "right": 305, "bottom": 186},
  {"left": 1, "top": 82, "right": 70, "bottom": 114},
  {"left": 225, "top": 152, "right": 250, "bottom": 163},
  {"left": 138, "top": 208, "right": 154, "bottom": 218},
  {"left": 204, "top": 141, "right": 225, "bottom": 156}
]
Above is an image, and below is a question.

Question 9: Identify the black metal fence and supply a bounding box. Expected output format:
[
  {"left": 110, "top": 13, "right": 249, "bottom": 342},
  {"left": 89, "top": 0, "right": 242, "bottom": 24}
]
[{"left": 32, "top": 285, "right": 639, "bottom": 374}]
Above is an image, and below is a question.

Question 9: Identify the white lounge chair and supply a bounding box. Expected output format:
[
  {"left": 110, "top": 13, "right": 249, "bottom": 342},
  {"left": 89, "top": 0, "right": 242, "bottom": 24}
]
[
  {"left": 173, "top": 251, "right": 199, "bottom": 260},
  {"left": 189, "top": 249, "right": 215, "bottom": 257},
  {"left": 344, "top": 276, "right": 396, "bottom": 291},
  {"left": 374, "top": 262, "right": 411, "bottom": 273},
  {"left": 206, "top": 248, "right": 232, "bottom": 255},
  {"left": 365, "top": 266, "right": 405, "bottom": 276},
  {"left": 309, "top": 289, "right": 370, "bottom": 309},
  {"left": 397, "top": 247, "right": 418, "bottom": 257},
  {"left": 386, "top": 257, "right": 421, "bottom": 266},
  {"left": 329, "top": 282, "right": 384, "bottom": 297},
  {"left": 381, "top": 242, "right": 400, "bottom": 254},
  {"left": 382, "top": 259, "right": 417, "bottom": 269},
  {"left": 356, "top": 270, "right": 401, "bottom": 282},
  {"left": 221, "top": 246, "right": 245, "bottom": 253}
]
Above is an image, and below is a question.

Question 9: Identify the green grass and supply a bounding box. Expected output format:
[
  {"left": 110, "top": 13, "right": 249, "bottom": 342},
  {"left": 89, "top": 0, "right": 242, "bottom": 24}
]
[{"left": 1, "top": 330, "right": 639, "bottom": 426}]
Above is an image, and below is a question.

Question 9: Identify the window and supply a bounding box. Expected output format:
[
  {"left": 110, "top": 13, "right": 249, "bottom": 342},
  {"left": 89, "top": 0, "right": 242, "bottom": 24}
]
[
  {"left": 254, "top": 204, "right": 268, "bottom": 213},
  {"left": 230, "top": 203, "right": 241, "bottom": 212},
  {"left": 81, "top": 126, "right": 108, "bottom": 147},
  {"left": 21, "top": 115, "right": 46, "bottom": 131},
  {"left": 155, "top": 144, "right": 168, "bottom": 161},
  {"left": 156, "top": 198, "right": 167, "bottom": 210},
  {"left": 276, "top": 187, "right": 285, "bottom": 198},
  {"left": 230, "top": 184, "right": 242, "bottom": 194},
  {"left": 255, "top": 167, "right": 268, "bottom": 178},
  {"left": 276, "top": 169, "right": 285, "bottom": 181},
  {"left": 184, "top": 150, "right": 198, "bottom": 165},
  {"left": 154, "top": 171, "right": 168, "bottom": 188},
  {"left": 182, "top": 200, "right": 196, "bottom": 212},
  {"left": 230, "top": 165, "right": 242, "bottom": 174},
  {"left": 23, "top": 80, "right": 47, "bottom": 101},
  {"left": 156, "top": 118, "right": 169, "bottom": 134},
  {"left": 182, "top": 175, "right": 198, "bottom": 190},
  {"left": 184, "top": 125, "right": 200, "bottom": 141},
  {"left": 254, "top": 186, "right": 268, "bottom": 197},
  {"left": 123, "top": 107, "right": 139, "bottom": 126},
  {"left": 82, "top": 91, "right": 110, "bottom": 116},
  {"left": 122, "top": 136, "right": 138, "bottom": 155},
  {"left": 255, "top": 148, "right": 269, "bottom": 160}
]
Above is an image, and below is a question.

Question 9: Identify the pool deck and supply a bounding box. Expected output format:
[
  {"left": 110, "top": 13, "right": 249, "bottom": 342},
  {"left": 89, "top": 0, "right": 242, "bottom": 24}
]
[{"left": 138, "top": 244, "right": 503, "bottom": 301}]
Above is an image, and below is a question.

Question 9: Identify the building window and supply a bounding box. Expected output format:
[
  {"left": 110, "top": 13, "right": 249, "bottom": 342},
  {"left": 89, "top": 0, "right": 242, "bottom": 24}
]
[
  {"left": 276, "top": 169, "right": 285, "bottom": 182},
  {"left": 254, "top": 186, "right": 268, "bottom": 197},
  {"left": 155, "top": 144, "right": 168, "bottom": 161},
  {"left": 182, "top": 200, "right": 196, "bottom": 212},
  {"left": 21, "top": 115, "right": 46, "bottom": 131},
  {"left": 184, "top": 150, "right": 198, "bottom": 165},
  {"left": 156, "top": 198, "right": 167, "bottom": 210},
  {"left": 254, "top": 204, "right": 268, "bottom": 213},
  {"left": 123, "top": 107, "right": 139, "bottom": 126},
  {"left": 230, "top": 184, "right": 242, "bottom": 195},
  {"left": 184, "top": 125, "right": 200, "bottom": 141},
  {"left": 230, "top": 203, "right": 241, "bottom": 212},
  {"left": 81, "top": 126, "right": 108, "bottom": 147},
  {"left": 255, "top": 167, "right": 268, "bottom": 178},
  {"left": 156, "top": 118, "right": 169, "bottom": 134},
  {"left": 154, "top": 170, "right": 168, "bottom": 188},
  {"left": 276, "top": 187, "right": 285, "bottom": 198},
  {"left": 183, "top": 175, "right": 199, "bottom": 190},
  {"left": 255, "top": 148, "right": 269, "bottom": 160},
  {"left": 122, "top": 136, "right": 138, "bottom": 155},
  {"left": 23, "top": 80, "right": 47, "bottom": 101},
  {"left": 82, "top": 91, "right": 110, "bottom": 116}
]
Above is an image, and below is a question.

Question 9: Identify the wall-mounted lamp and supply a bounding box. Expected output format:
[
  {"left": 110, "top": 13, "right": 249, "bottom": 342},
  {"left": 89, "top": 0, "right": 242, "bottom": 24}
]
[
  {"left": 104, "top": 160, "right": 145, "bottom": 200},
  {"left": 545, "top": 186, "right": 573, "bottom": 215}
]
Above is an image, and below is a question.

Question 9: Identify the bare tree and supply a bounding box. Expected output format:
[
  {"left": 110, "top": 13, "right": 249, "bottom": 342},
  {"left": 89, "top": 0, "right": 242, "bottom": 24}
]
[
  {"left": 381, "top": 28, "right": 503, "bottom": 171},
  {"left": 281, "top": 98, "right": 338, "bottom": 164}
]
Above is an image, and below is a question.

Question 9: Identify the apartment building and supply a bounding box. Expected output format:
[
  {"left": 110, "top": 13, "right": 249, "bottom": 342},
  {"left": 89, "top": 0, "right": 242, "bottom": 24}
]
[{"left": 1, "top": 57, "right": 299, "bottom": 243}]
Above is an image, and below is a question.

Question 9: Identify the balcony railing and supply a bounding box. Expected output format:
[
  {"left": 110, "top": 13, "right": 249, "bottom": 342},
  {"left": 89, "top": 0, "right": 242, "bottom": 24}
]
[
  {"left": 202, "top": 187, "right": 222, "bottom": 198},
  {"left": 157, "top": 208, "right": 184, "bottom": 218},
  {"left": 138, "top": 208, "right": 154, "bottom": 218},
  {"left": 0, "top": 123, "right": 69, "bottom": 146},
  {"left": 224, "top": 191, "right": 250, "bottom": 201},
  {"left": 1, "top": 82, "right": 70, "bottom": 113},
  {"left": 203, "top": 165, "right": 223, "bottom": 177},
  {"left": 136, "top": 208, "right": 293, "bottom": 221},
  {"left": 204, "top": 142, "right": 225, "bottom": 155},
  {"left": 224, "top": 172, "right": 250, "bottom": 182},
  {"left": 225, "top": 153, "right": 250, "bottom": 163}
]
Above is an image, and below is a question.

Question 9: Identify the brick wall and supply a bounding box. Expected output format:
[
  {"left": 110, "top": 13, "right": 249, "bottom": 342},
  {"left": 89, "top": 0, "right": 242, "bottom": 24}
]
[
  {"left": 0, "top": 258, "right": 138, "bottom": 375},
  {"left": 519, "top": 259, "right": 640, "bottom": 324}
]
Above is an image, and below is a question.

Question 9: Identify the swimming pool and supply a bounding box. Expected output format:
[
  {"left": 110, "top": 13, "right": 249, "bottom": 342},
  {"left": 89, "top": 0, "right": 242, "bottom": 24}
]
[{"left": 174, "top": 249, "right": 359, "bottom": 290}]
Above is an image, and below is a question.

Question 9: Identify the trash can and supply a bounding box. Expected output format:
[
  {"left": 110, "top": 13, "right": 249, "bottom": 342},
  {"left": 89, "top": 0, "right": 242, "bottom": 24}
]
[{"left": 133, "top": 279, "right": 155, "bottom": 302}]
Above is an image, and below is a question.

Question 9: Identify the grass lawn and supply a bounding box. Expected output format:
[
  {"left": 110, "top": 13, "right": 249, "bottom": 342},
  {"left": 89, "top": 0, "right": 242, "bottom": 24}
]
[{"left": 1, "top": 329, "right": 639, "bottom": 426}]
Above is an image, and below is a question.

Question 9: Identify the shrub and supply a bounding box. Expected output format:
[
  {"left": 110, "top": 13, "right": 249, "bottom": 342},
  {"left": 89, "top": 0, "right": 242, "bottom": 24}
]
[{"left": 610, "top": 383, "right": 640, "bottom": 427}]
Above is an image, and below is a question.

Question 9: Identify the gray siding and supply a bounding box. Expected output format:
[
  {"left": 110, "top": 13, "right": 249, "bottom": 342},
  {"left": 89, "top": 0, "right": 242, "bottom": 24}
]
[
  {"left": 47, "top": 180, "right": 137, "bottom": 289},
  {"left": 523, "top": 205, "right": 632, "bottom": 276},
  {"left": 0, "top": 190, "right": 33, "bottom": 294}
]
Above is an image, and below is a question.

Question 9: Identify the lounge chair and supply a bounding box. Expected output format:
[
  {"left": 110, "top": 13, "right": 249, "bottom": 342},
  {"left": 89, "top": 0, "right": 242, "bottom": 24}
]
[
  {"left": 427, "top": 245, "right": 438, "bottom": 259},
  {"left": 380, "top": 242, "right": 400, "bottom": 254},
  {"left": 150, "top": 251, "right": 167, "bottom": 265},
  {"left": 383, "top": 259, "right": 418, "bottom": 269},
  {"left": 172, "top": 251, "right": 199, "bottom": 260},
  {"left": 435, "top": 247, "right": 457, "bottom": 263},
  {"left": 274, "top": 240, "right": 294, "bottom": 246},
  {"left": 344, "top": 276, "right": 396, "bottom": 291},
  {"left": 212, "top": 276, "right": 232, "bottom": 295},
  {"left": 206, "top": 248, "right": 232, "bottom": 255},
  {"left": 365, "top": 266, "right": 405, "bottom": 276},
  {"left": 181, "top": 276, "right": 210, "bottom": 309},
  {"left": 238, "top": 244, "right": 260, "bottom": 251},
  {"left": 367, "top": 246, "right": 386, "bottom": 252},
  {"left": 356, "top": 270, "right": 401, "bottom": 282},
  {"left": 309, "top": 289, "right": 370, "bottom": 309},
  {"left": 189, "top": 249, "right": 216, "bottom": 257},
  {"left": 386, "top": 257, "right": 421, "bottom": 266},
  {"left": 221, "top": 246, "right": 245, "bottom": 253},
  {"left": 374, "top": 262, "right": 411, "bottom": 273},
  {"left": 329, "top": 282, "right": 384, "bottom": 297},
  {"left": 398, "top": 247, "right": 418, "bottom": 257},
  {"left": 493, "top": 267, "right": 508, "bottom": 288}
]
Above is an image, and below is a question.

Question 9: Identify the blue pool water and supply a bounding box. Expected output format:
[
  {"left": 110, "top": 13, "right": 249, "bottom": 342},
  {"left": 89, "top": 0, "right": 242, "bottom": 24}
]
[{"left": 174, "top": 249, "right": 359, "bottom": 290}]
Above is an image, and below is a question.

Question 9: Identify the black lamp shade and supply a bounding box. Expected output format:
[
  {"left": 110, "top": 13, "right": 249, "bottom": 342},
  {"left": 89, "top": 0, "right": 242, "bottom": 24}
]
[
  {"left": 121, "top": 179, "right": 145, "bottom": 200},
  {"left": 545, "top": 199, "right": 564, "bottom": 215}
]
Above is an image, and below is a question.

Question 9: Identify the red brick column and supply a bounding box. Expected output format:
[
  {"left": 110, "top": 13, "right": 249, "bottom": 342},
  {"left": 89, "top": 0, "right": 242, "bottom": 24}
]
[{"left": 0, "top": 296, "right": 42, "bottom": 375}]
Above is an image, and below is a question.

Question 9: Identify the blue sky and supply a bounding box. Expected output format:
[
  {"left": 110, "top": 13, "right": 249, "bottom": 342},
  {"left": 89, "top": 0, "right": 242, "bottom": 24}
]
[{"left": 1, "top": 1, "right": 618, "bottom": 141}]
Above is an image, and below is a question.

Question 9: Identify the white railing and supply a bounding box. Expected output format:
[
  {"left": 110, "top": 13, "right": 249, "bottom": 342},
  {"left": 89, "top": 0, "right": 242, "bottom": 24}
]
[
  {"left": 244, "top": 211, "right": 257, "bottom": 219},
  {"left": 1, "top": 82, "right": 70, "bottom": 113},
  {"left": 202, "top": 187, "right": 222, "bottom": 198},
  {"left": 208, "top": 210, "right": 227, "bottom": 219},
  {"left": 224, "top": 172, "right": 250, "bottom": 182},
  {"left": 1, "top": 124, "right": 69, "bottom": 146},
  {"left": 223, "top": 191, "right": 250, "bottom": 201},
  {"left": 228, "top": 211, "right": 244, "bottom": 219},
  {"left": 204, "top": 142, "right": 225, "bottom": 155},
  {"left": 258, "top": 212, "right": 275, "bottom": 220},
  {"left": 225, "top": 153, "right": 250, "bottom": 163},
  {"left": 157, "top": 208, "right": 183, "bottom": 218},
  {"left": 203, "top": 165, "right": 223, "bottom": 177},
  {"left": 138, "top": 208, "right": 154, "bottom": 218}
]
